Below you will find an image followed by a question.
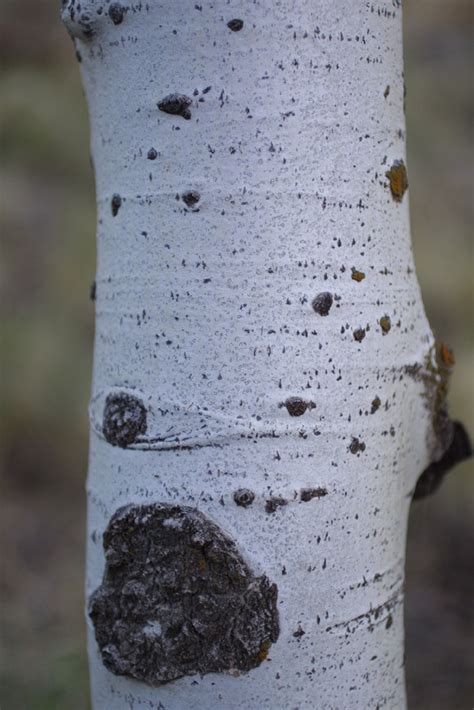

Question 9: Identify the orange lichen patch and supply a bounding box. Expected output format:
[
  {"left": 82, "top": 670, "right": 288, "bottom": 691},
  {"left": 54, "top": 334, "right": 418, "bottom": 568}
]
[
  {"left": 198, "top": 558, "right": 207, "bottom": 574},
  {"left": 438, "top": 341, "right": 455, "bottom": 367},
  {"left": 351, "top": 268, "right": 365, "bottom": 282},
  {"left": 385, "top": 160, "right": 408, "bottom": 202}
]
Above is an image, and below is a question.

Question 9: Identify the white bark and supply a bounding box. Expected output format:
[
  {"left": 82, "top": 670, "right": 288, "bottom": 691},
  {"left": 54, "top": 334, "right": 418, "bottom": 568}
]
[{"left": 62, "top": 2, "right": 445, "bottom": 708}]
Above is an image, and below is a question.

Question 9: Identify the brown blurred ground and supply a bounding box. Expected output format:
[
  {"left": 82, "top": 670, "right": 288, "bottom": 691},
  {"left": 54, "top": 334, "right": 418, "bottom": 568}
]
[{"left": 0, "top": 1, "right": 472, "bottom": 709}]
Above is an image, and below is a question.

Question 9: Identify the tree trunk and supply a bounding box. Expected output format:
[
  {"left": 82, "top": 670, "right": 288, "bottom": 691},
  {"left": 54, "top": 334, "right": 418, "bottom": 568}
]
[{"left": 61, "top": 2, "right": 466, "bottom": 708}]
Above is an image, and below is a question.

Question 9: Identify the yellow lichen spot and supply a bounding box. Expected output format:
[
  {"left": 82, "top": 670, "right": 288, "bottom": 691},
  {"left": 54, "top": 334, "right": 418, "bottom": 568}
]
[
  {"left": 351, "top": 268, "right": 365, "bottom": 282},
  {"left": 257, "top": 640, "right": 271, "bottom": 663},
  {"left": 438, "top": 341, "right": 455, "bottom": 368},
  {"left": 386, "top": 160, "right": 408, "bottom": 202},
  {"left": 380, "top": 315, "right": 391, "bottom": 334}
]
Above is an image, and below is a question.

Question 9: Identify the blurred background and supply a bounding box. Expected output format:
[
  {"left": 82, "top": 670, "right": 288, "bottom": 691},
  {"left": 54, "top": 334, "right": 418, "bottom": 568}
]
[{"left": 0, "top": 1, "right": 472, "bottom": 708}]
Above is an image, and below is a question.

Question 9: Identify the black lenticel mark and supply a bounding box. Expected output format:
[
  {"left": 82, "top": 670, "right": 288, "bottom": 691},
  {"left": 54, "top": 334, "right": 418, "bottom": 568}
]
[
  {"left": 158, "top": 94, "right": 193, "bottom": 120},
  {"left": 227, "top": 19, "right": 244, "bottom": 32}
]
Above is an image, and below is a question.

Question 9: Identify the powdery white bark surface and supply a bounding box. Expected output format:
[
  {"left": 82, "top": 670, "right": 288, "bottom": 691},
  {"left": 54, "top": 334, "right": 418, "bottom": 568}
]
[{"left": 62, "top": 1, "right": 441, "bottom": 708}]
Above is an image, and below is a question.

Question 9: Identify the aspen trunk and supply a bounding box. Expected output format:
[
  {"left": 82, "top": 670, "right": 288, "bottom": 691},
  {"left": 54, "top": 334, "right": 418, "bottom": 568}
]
[{"left": 61, "top": 2, "right": 463, "bottom": 708}]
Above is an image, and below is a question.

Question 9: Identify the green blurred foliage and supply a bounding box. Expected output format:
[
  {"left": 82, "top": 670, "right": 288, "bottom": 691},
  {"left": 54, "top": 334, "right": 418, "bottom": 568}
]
[{"left": 0, "top": 1, "right": 472, "bottom": 709}]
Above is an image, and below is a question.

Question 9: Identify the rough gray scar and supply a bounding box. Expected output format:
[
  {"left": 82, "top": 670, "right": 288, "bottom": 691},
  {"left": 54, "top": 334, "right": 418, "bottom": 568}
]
[{"left": 89, "top": 503, "right": 280, "bottom": 686}]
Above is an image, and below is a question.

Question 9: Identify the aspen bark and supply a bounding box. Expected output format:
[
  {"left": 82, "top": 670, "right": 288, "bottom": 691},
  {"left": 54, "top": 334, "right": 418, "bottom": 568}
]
[{"left": 61, "top": 2, "right": 467, "bottom": 708}]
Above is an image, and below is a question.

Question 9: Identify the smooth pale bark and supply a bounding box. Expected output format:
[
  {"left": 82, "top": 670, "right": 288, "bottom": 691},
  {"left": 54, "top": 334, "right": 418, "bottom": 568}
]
[{"left": 62, "top": 2, "right": 443, "bottom": 708}]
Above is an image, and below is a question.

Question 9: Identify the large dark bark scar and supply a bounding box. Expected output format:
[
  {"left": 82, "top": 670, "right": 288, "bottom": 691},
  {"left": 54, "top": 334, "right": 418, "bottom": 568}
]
[
  {"left": 89, "top": 503, "right": 279, "bottom": 686},
  {"left": 414, "top": 421, "right": 472, "bottom": 499}
]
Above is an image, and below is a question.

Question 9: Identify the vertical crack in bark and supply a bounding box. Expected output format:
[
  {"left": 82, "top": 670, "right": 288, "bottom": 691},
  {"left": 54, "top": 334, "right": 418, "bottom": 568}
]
[{"left": 89, "top": 504, "right": 279, "bottom": 686}]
